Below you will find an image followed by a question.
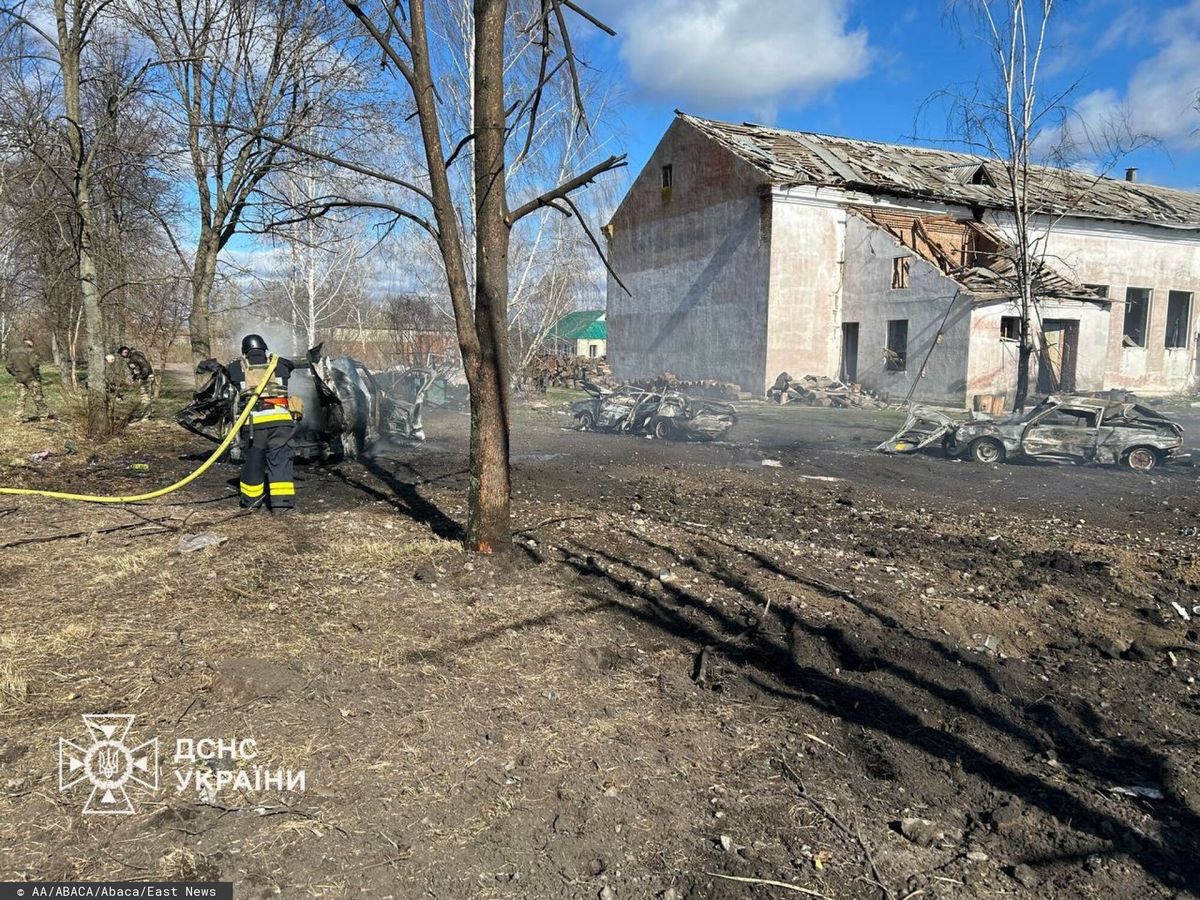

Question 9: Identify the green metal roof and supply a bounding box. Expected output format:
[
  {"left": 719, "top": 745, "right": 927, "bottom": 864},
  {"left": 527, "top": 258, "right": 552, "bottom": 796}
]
[{"left": 549, "top": 310, "right": 606, "bottom": 341}]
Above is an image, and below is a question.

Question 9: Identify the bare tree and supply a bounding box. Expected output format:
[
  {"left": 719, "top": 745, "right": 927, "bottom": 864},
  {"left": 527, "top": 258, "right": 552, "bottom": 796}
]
[
  {"left": 261, "top": 141, "right": 374, "bottom": 352},
  {"left": 123, "top": 0, "right": 358, "bottom": 368},
  {"left": 0, "top": 0, "right": 157, "bottom": 430},
  {"left": 409, "top": 0, "right": 619, "bottom": 373},
  {"left": 267, "top": 0, "right": 625, "bottom": 550},
  {"left": 939, "top": 0, "right": 1147, "bottom": 410}
]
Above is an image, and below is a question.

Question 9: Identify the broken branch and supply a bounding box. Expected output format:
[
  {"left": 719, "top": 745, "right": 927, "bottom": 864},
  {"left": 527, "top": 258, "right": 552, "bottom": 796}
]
[
  {"left": 703, "top": 873, "right": 830, "bottom": 898},
  {"left": 506, "top": 153, "right": 626, "bottom": 224},
  {"left": 560, "top": 193, "right": 631, "bottom": 297}
]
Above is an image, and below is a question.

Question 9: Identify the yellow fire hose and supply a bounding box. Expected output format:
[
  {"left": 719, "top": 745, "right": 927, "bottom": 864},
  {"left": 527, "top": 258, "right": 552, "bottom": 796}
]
[{"left": 0, "top": 354, "right": 279, "bottom": 504}]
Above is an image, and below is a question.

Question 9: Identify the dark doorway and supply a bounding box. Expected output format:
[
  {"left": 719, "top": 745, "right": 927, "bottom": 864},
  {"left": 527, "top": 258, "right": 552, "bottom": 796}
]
[
  {"left": 841, "top": 322, "right": 860, "bottom": 383},
  {"left": 1037, "top": 319, "right": 1079, "bottom": 394}
]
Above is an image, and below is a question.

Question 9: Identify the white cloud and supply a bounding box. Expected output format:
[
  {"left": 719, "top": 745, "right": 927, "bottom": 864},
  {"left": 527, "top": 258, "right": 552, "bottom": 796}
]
[
  {"left": 594, "top": 0, "right": 870, "bottom": 117},
  {"left": 1066, "top": 1, "right": 1200, "bottom": 153}
]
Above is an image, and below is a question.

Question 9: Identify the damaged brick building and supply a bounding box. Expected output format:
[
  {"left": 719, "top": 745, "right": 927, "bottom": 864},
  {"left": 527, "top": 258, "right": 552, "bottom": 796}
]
[{"left": 605, "top": 112, "right": 1200, "bottom": 404}]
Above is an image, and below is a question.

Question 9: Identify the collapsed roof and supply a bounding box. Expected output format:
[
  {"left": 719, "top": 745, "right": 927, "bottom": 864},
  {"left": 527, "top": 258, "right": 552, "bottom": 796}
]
[
  {"left": 679, "top": 112, "right": 1200, "bottom": 231},
  {"left": 858, "top": 209, "right": 1107, "bottom": 305}
]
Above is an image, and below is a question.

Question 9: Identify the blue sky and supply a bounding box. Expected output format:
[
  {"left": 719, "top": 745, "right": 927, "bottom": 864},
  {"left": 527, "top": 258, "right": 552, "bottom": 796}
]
[{"left": 580, "top": 0, "right": 1200, "bottom": 191}]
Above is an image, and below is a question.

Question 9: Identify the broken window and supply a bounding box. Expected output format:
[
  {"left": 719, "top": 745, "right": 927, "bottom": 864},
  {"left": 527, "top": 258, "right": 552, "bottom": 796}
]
[
  {"left": 661, "top": 164, "right": 673, "bottom": 203},
  {"left": 1000, "top": 316, "right": 1021, "bottom": 341},
  {"left": 885, "top": 319, "right": 908, "bottom": 372},
  {"left": 588, "top": 344, "right": 598, "bottom": 359},
  {"left": 1165, "top": 291, "right": 1192, "bottom": 349},
  {"left": 1123, "top": 287, "right": 1151, "bottom": 347},
  {"left": 1084, "top": 284, "right": 1109, "bottom": 299},
  {"left": 891, "top": 256, "right": 910, "bottom": 290},
  {"left": 1037, "top": 407, "right": 1099, "bottom": 428}
]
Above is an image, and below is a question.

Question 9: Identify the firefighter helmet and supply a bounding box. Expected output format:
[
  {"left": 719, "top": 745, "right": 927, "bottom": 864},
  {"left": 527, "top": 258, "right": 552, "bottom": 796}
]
[{"left": 241, "top": 334, "right": 268, "bottom": 355}]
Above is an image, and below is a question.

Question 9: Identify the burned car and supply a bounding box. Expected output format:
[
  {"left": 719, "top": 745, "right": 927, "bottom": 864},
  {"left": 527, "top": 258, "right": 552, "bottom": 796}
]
[
  {"left": 571, "top": 381, "right": 737, "bottom": 441},
  {"left": 176, "top": 346, "right": 435, "bottom": 462},
  {"left": 879, "top": 395, "right": 1183, "bottom": 470}
]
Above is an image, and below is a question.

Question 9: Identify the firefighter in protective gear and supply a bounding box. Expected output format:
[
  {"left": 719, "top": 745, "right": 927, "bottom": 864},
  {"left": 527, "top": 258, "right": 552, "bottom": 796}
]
[{"left": 228, "top": 334, "right": 298, "bottom": 511}]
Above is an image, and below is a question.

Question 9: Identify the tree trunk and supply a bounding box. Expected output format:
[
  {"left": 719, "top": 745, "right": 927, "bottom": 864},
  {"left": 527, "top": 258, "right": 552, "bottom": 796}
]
[
  {"left": 190, "top": 226, "right": 219, "bottom": 377},
  {"left": 78, "top": 232, "right": 108, "bottom": 433},
  {"left": 1014, "top": 317, "right": 1033, "bottom": 411},
  {"left": 56, "top": 0, "right": 107, "bottom": 434},
  {"left": 1011, "top": 225, "right": 1034, "bottom": 412},
  {"left": 465, "top": 0, "right": 511, "bottom": 551}
]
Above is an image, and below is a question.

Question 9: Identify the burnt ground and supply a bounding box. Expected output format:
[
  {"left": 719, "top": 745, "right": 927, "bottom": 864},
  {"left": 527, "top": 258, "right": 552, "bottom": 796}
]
[{"left": 2, "top": 392, "right": 1200, "bottom": 899}]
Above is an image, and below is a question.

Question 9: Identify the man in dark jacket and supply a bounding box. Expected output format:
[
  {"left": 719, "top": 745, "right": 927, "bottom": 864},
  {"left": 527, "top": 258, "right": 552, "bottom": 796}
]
[
  {"left": 228, "top": 334, "right": 298, "bottom": 512},
  {"left": 5, "top": 338, "right": 50, "bottom": 421},
  {"left": 118, "top": 346, "right": 155, "bottom": 420}
]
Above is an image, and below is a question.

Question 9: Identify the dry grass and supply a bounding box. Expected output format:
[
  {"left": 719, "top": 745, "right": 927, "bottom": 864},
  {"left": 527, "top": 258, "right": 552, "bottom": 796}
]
[
  {"left": 0, "top": 661, "right": 30, "bottom": 708},
  {"left": 324, "top": 533, "right": 459, "bottom": 570}
]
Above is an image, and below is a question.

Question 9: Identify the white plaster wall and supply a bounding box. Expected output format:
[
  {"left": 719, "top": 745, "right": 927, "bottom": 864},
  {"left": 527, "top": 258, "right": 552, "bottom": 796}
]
[
  {"left": 967, "top": 299, "right": 1110, "bottom": 399},
  {"left": 984, "top": 213, "right": 1200, "bottom": 393},
  {"left": 840, "top": 216, "right": 972, "bottom": 405},
  {"left": 764, "top": 193, "right": 845, "bottom": 388}
]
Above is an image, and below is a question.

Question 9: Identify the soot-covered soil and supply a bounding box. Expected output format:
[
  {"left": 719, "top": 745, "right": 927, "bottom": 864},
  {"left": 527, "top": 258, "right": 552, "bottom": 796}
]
[{"left": 1, "top": 398, "right": 1199, "bottom": 899}]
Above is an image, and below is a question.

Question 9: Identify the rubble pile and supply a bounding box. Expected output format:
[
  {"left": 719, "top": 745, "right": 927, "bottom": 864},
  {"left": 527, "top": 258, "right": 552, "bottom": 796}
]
[
  {"left": 521, "top": 354, "right": 614, "bottom": 390},
  {"left": 769, "top": 373, "right": 886, "bottom": 409}
]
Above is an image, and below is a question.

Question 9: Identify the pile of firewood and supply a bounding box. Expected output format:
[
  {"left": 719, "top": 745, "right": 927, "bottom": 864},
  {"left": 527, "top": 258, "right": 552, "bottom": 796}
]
[
  {"left": 633, "top": 372, "right": 743, "bottom": 401},
  {"left": 521, "top": 354, "right": 614, "bottom": 389},
  {"left": 768, "top": 373, "right": 886, "bottom": 409}
]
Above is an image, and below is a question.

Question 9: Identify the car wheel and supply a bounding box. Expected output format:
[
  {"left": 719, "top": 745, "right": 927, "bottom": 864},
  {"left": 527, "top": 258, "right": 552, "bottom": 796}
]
[
  {"left": 576, "top": 411, "right": 595, "bottom": 430},
  {"left": 968, "top": 437, "right": 1006, "bottom": 464},
  {"left": 653, "top": 418, "right": 673, "bottom": 440},
  {"left": 1122, "top": 446, "right": 1159, "bottom": 471}
]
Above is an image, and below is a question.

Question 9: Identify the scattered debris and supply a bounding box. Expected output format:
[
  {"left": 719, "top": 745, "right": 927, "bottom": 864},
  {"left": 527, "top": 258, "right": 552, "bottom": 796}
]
[
  {"left": 1171, "top": 601, "right": 1191, "bottom": 621},
  {"left": 1110, "top": 785, "right": 1165, "bottom": 800},
  {"left": 28, "top": 450, "right": 52, "bottom": 463},
  {"left": 880, "top": 395, "right": 1184, "bottom": 470},
  {"left": 769, "top": 373, "right": 885, "bottom": 409},
  {"left": 705, "top": 872, "right": 829, "bottom": 898},
  {"left": 177, "top": 533, "right": 227, "bottom": 554},
  {"left": 761, "top": 459, "right": 783, "bottom": 468},
  {"left": 979, "top": 634, "right": 1001, "bottom": 653}
]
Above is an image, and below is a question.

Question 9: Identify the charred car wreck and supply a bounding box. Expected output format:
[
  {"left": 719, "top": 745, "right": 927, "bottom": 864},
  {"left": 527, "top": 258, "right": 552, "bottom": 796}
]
[
  {"left": 571, "top": 381, "right": 738, "bottom": 441},
  {"left": 177, "top": 346, "right": 436, "bottom": 462},
  {"left": 879, "top": 395, "right": 1184, "bottom": 470}
]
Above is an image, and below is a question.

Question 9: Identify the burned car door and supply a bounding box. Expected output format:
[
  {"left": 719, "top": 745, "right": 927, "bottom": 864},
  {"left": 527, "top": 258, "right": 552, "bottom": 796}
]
[
  {"left": 653, "top": 392, "right": 738, "bottom": 440},
  {"left": 375, "top": 367, "right": 436, "bottom": 440},
  {"left": 1019, "top": 404, "right": 1101, "bottom": 461},
  {"left": 596, "top": 387, "right": 648, "bottom": 431}
]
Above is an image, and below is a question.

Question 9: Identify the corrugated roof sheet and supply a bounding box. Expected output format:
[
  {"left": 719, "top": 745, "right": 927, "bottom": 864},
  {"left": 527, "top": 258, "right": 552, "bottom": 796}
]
[
  {"left": 679, "top": 112, "right": 1200, "bottom": 230},
  {"left": 549, "top": 310, "right": 606, "bottom": 341}
]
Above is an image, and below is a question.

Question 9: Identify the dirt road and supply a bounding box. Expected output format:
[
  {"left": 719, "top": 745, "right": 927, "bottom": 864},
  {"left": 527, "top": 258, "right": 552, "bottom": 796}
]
[{"left": 1, "top": 397, "right": 1199, "bottom": 898}]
